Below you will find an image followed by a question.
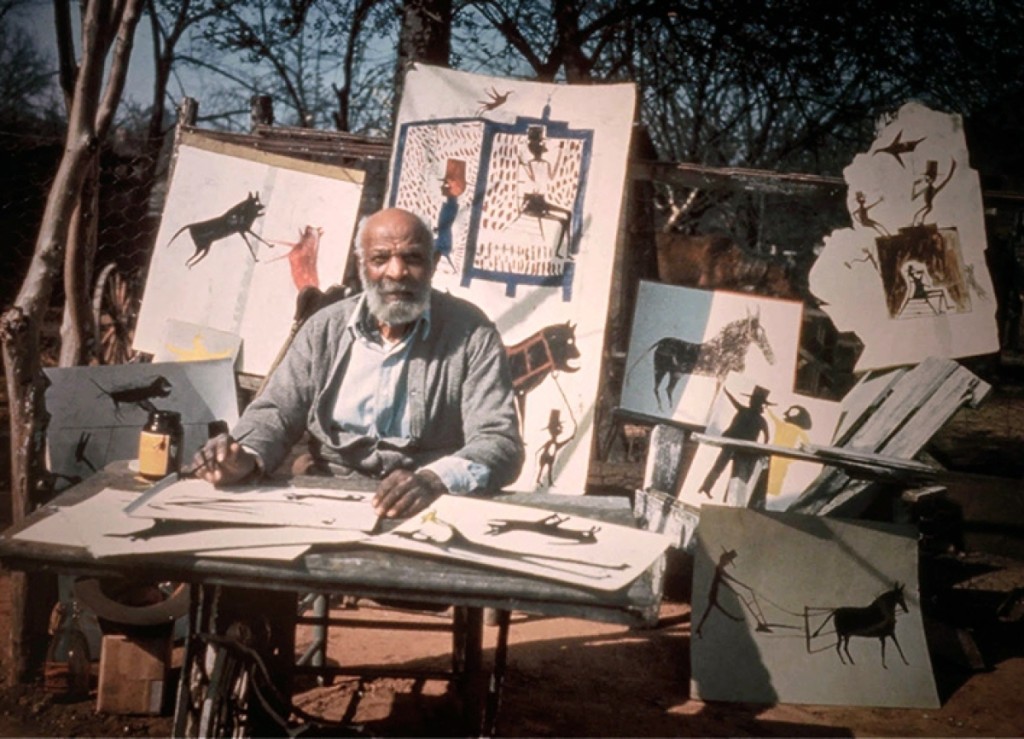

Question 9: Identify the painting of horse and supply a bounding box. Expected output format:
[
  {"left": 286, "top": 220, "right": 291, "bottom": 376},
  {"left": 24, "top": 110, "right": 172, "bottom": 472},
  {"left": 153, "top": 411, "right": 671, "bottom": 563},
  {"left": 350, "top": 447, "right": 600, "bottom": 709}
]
[
  {"left": 630, "top": 309, "right": 776, "bottom": 410},
  {"left": 815, "top": 582, "right": 910, "bottom": 669},
  {"left": 620, "top": 282, "right": 803, "bottom": 426}
]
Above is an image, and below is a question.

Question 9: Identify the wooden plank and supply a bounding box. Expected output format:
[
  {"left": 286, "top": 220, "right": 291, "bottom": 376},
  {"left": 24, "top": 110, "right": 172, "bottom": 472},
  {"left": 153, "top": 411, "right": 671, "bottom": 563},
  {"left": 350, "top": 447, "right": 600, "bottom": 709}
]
[
  {"left": 642, "top": 424, "right": 689, "bottom": 495},
  {"left": 844, "top": 357, "right": 958, "bottom": 452},
  {"left": 630, "top": 159, "right": 846, "bottom": 196},
  {"left": 693, "top": 433, "right": 938, "bottom": 477},
  {"left": 877, "top": 367, "right": 990, "bottom": 459},
  {"left": 832, "top": 367, "right": 906, "bottom": 445}
]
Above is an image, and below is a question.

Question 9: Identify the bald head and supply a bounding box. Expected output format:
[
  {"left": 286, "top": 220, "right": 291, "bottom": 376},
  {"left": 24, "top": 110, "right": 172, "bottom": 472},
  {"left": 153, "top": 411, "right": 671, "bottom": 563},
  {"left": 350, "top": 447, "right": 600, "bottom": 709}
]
[{"left": 355, "top": 208, "right": 434, "bottom": 258}]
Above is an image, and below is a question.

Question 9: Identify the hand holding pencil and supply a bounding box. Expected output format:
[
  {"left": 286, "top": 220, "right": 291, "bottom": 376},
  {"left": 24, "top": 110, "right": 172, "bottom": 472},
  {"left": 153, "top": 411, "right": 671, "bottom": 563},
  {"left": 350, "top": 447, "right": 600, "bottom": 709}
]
[{"left": 185, "top": 431, "right": 259, "bottom": 486}]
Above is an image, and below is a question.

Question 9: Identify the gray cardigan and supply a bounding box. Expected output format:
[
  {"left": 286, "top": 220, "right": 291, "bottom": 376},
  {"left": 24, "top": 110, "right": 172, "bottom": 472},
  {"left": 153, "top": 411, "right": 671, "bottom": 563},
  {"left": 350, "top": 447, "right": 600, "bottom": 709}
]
[{"left": 235, "top": 289, "right": 524, "bottom": 490}]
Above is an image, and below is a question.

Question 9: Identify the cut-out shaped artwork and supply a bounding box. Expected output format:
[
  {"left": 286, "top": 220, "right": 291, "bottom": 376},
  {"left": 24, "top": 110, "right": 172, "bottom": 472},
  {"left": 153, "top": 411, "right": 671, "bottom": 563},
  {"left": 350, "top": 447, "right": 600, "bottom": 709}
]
[
  {"left": 621, "top": 282, "right": 803, "bottom": 427},
  {"left": 691, "top": 505, "right": 939, "bottom": 708},
  {"left": 133, "top": 131, "right": 364, "bottom": 375},
  {"left": 678, "top": 374, "right": 842, "bottom": 510},
  {"left": 44, "top": 360, "right": 238, "bottom": 489},
  {"left": 809, "top": 101, "right": 998, "bottom": 371},
  {"left": 366, "top": 494, "right": 671, "bottom": 591},
  {"left": 386, "top": 64, "right": 636, "bottom": 493}
]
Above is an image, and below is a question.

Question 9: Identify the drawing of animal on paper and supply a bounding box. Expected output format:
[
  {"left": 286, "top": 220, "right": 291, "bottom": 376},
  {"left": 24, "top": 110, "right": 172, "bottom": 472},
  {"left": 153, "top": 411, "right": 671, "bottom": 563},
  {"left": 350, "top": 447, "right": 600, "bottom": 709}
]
[
  {"left": 628, "top": 309, "right": 776, "bottom": 411},
  {"left": 166, "top": 192, "right": 272, "bottom": 268},
  {"left": 811, "top": 583, "right": 910, "bottom": 669}
]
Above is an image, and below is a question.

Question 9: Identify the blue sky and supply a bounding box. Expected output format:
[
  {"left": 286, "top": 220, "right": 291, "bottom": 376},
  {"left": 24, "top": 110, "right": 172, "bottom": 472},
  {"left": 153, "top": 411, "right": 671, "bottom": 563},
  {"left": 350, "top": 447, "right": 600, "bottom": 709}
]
[{"left": 12, "top": 0, "right": 202, "bottom": 112}]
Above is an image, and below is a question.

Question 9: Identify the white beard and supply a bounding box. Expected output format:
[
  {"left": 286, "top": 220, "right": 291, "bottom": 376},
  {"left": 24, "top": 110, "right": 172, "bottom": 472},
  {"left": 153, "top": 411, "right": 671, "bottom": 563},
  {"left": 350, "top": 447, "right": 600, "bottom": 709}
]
[{"left": 362, "top": 274, "right": 430, "bottom": 325}]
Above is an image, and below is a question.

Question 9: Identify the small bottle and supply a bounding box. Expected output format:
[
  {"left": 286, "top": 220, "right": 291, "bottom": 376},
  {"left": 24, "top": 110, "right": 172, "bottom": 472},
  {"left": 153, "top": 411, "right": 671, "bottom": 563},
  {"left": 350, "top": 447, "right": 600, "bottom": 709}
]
[
  {"left": 138, "top": 409, "right": 184, "bottom": 480},
  {"left": 43, "top": 601, "right": 91, "bottom": 699}
]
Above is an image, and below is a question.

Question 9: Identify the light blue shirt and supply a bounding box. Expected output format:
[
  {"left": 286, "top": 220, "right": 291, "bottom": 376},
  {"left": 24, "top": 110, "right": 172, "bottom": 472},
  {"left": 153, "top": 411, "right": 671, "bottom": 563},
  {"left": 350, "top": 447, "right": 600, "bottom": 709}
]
[{"left": 330, "top": 296, "right": 491, "bottom": 494}]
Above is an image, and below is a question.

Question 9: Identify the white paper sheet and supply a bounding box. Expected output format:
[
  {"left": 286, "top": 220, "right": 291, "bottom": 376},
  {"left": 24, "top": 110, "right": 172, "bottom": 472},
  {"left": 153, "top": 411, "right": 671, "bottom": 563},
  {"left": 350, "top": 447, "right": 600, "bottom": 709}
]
[
  {"left": 11, "top": 488, "right": 366, "bottom": 558},
  {"left": 126, "top": 478, "right": 380, "bottom": 531},
  {"left": 367, "top": 494, "right": 671, "bottom": 591}
]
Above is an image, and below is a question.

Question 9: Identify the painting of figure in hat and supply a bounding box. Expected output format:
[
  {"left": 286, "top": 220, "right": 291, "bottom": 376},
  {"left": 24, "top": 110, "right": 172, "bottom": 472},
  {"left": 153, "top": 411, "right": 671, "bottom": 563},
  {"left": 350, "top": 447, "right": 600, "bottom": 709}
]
[
  {"left": 435, "top": 157, "right": 467, "bottom": 273},
  {"left": 697, "top": 385, "right": 773, "bottom": 502},
  {"left": 535, "top": 408, "right": 577, "bottom": 486},
  {"left": 678, "top": 374, "right": 841, "bottom": 511}
]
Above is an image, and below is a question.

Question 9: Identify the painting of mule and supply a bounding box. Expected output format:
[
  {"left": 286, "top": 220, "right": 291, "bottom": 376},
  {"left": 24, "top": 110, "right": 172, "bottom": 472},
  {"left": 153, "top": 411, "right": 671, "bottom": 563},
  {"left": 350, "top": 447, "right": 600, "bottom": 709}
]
[
  {"left": 620, "top": 282, "right": 802, "bottom": 426},
  {"left": 691, "top": 506, "right": 939, "bottom": 709}
]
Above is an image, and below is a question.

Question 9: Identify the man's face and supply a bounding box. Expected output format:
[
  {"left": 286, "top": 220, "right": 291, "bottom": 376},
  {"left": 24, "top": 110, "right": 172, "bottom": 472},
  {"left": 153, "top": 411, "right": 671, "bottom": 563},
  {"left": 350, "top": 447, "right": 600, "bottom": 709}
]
[{"left": 359, "top": 210, "right": 435, "bottom": 326}]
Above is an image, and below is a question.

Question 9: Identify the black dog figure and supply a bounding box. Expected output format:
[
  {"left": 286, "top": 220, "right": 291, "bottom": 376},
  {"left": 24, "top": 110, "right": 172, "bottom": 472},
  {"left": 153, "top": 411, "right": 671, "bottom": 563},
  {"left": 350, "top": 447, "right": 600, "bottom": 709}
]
[{"left": 167, "top": 192, "right": 272, "bottom": 268}]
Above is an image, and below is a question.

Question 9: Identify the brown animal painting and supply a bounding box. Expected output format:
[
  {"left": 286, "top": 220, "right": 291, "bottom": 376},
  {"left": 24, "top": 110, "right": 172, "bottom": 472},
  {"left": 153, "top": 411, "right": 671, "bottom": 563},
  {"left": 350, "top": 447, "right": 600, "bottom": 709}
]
[
  {"left": 504, "top": 322, "right": 580, "bottom": 428},
  {"left": 655, "top": 232, "right": 801, "bottom": 300}
]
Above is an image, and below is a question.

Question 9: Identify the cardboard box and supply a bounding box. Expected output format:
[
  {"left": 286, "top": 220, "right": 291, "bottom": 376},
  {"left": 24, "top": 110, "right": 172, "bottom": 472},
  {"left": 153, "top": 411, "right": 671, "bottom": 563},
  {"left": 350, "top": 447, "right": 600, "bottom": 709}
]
[{"left": 96, "top": 634, "right": 170, "bottom": 715}]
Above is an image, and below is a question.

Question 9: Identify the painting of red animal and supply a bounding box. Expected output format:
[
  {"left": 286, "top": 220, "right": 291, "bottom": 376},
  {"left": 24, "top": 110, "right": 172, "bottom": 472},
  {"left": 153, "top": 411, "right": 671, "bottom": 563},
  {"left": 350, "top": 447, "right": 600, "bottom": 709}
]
[{"left": 269, "top": 225, "right": 323, "bottom": 291}]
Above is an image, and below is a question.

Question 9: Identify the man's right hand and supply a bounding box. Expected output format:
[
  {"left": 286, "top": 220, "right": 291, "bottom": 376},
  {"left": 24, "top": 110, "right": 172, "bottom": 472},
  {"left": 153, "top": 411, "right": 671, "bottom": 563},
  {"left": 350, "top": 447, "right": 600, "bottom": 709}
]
[{"left": 186, "top": 433, "right": 259, "bottom": 486}]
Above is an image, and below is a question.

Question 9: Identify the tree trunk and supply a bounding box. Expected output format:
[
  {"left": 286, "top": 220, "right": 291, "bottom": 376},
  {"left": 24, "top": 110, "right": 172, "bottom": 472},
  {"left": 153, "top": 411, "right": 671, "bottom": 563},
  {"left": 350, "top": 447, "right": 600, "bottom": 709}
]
[{"left": 59, "top": 154, "right": 100, "bottom": 366}]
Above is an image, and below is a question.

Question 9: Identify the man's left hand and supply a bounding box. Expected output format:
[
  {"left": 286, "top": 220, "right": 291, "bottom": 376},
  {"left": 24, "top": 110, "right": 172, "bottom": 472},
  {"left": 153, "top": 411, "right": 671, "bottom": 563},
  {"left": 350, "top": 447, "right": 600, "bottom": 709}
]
[{"left": 374, "top": 469, "right": 448, "bottom": 518}]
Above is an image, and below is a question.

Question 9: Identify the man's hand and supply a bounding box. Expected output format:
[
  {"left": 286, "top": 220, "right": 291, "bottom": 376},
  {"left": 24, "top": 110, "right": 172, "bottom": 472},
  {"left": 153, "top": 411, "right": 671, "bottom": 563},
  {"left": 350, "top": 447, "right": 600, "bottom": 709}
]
[
  {"left": 185, "top": 433, "right": 259, "bottom": 486},
  {"left": 374, "top": 469, "right": 447, "bottom": 518}
]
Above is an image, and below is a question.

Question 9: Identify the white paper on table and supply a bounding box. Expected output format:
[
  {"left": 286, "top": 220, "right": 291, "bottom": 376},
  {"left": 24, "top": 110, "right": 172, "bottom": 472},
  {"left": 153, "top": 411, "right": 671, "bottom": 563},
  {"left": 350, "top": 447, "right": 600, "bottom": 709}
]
[
  {"left": 126, "top": 478, "right": 380, "bottom": 532},
  {"left": 366, "top": 494, "right": 672, "bottom": 592},
  {"left": 11, "top": 488, "right": 367, "bottom": 558}
]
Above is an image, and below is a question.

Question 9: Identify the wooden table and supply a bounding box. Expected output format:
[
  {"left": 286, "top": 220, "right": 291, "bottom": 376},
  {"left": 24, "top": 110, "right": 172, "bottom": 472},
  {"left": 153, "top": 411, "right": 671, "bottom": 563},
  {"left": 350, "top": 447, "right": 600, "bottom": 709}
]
[{"left": 0, "top": 462, "right": 663, "bottom": 736}]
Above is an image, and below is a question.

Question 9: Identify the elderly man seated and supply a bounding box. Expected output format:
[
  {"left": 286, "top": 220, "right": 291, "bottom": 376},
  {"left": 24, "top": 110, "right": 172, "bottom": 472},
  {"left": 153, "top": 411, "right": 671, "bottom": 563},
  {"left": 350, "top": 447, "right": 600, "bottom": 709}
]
[{"left": 190, "top": 207, "right": 524, "bottom": 518}]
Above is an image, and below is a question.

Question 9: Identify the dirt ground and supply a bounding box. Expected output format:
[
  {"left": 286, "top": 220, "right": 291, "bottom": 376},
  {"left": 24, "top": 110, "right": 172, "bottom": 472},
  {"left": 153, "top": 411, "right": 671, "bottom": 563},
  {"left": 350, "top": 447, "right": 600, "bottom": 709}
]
[
  {"left": 0, "top": 573, "right": 1022, "bottom": 738},
  {"left": 0, "top": 368, "right": 1022, "bottom": 736}
]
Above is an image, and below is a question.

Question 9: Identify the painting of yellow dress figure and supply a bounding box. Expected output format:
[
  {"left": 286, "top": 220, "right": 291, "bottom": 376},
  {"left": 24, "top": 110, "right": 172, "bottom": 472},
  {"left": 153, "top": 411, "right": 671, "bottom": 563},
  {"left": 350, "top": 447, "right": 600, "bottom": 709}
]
[{"left": 677, "top": 374, "right": 841, "bottom": 512}]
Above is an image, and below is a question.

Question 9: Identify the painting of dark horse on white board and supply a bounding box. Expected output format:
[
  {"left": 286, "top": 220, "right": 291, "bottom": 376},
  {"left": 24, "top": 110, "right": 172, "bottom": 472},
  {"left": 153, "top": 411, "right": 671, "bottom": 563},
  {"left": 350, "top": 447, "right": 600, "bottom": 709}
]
[{"left": 620, "top": 283, "right": 802, "bottom": 426}]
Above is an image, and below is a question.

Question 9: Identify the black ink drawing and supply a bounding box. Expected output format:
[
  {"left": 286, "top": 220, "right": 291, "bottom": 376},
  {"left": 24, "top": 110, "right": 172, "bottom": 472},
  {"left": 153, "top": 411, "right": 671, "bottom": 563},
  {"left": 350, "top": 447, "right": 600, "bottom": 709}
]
[
  {"left": 811, "top": 583, "right": 910, "bottom": 668},
  {"left": 476, "top": 87, "right": 512, "bottom": 115},
  {"left": 148, "top": 495, "right": 350, "bottom": 526},
  {"left": 964, "top": 263, "right": 988, "bottom": 300},
  {"left": 899, "top": 261, "right": 951, "bottom": 316},
  {"left": 844, "top": 247, "right": 880, "bottom": 273},
  {"left": 699, "top": 386, "right": 772, "bottom": 502},
  {"left": 876, "top": 225, "right": 971, "bottom": 319},
  {"left": 912, "top": 159, "right": 956, "bottom": 226},
  {"left": 504, "top": 321, "right": 580, "bottom": 428},
  {"left": 91, "top": 376, "right": 172, "bottom": 417},
  {"left": 517, "top": 125, "right": 574, "bottom": 258},
  {"left": 75, "top": 432, "right": 98, "bottom": 474},
  {"left": 851, "top": 191, "right": 890, "bottom": 237},
  {"left": 694, "top": 548, "right": 797, "bottom": 638},
  {"left": 629, "top": 309, "right": 776, "bottom": 411},
  {"left": 535, "top": 408, "right": 576, "bottom": 486},
  {"left": 873, "top": 130, "right": 925, "bottom": 168},
  {"left": 396, "top": 511, "right": 627, "bottom": 581},
  {"left": 486, "top": 512, "right": 598, "bottom": 543},
  {"left": 167, "top": 192, "right": 273, "bottom": 268}
]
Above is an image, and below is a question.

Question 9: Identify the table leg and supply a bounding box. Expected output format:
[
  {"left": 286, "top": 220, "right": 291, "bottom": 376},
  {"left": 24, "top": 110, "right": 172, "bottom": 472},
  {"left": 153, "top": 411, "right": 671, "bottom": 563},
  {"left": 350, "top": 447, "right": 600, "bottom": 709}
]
[
  {"left": 482, "top": 609, "right": 511, "bottom": 737},
  {"left": 451, "top": 606, "right": 485, "bottom": 734}
]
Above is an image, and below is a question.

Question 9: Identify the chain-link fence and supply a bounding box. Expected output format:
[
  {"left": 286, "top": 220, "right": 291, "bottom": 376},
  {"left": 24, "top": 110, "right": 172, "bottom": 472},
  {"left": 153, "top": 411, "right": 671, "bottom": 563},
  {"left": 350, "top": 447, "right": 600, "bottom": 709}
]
[{"left": 0, "top": 127, "right": 167, "bottom": 365}]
